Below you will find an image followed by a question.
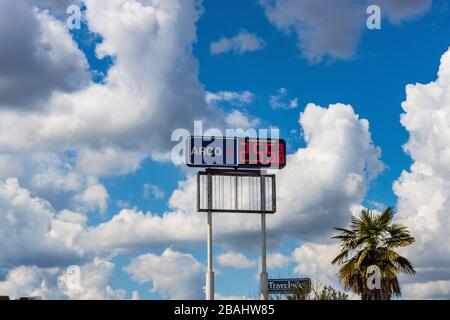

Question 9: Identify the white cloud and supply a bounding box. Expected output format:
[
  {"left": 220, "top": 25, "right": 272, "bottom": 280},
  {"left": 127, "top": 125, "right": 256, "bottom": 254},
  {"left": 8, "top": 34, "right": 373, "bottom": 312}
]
[
  {"left": 269, "top": 88, "right": 298, "bottom": 109},
  {"left": 271, "top": 103, "right": 383, "bottom": 240},
  {"left": 58, "top": 209, "right": 88, "bottom": 226},
  {"left": 0, "top": 0, "right": 233, "bottom": 268},
  {"left": 131, "top": 290, "right": 140, "bottom": 300},
  {"left": 225, "top": 110, "right": 261, "bottom": 129},
  {"left": 0, "top": 177, "right": 85, "bottom": 268},
  {"left": 210, "top": 29, "right": 265, "bottom": 55},
  {"left": 267, "top": 253, "right": 290, "bottom": 269},
  {"left": 60, "top": 259, "right": 126, "bottom": 300},
  {"left": 262, "top": 0, "right": 366, "bottom": 62},
  {"left": 215, "top": 293, "right": 251, "bottom": 300},
  {"left": 217, "top": 252, "right": 257, "bottom": 269},
  {"left": 0, "top": 0, "right": 226, "bottom": 181},
  {"left": 0, "top": 265, "right": 62, "bottom": 299},
  {"left": 0, "top": 0, "right": 250, "bottom": 225},
  {"left": 143, "top": 183, "right": 165, "bottom": 200},
  {"left": 243, "top": 48, "right": 450, "bottom": 301},
  {"left": 292, "top": 242, "right": 340, "bottom": 286},
  {"left": 76, "top": 147, "right": 146, "bottom": 178},
  {"left": 74, "top": 179, "right": 109, "bottom": 214},
  {"left": 377, "top": 0, "right": 432, "bottom": 23},
  {"left": 402, "top": 280, "right": 450, "bottom": 300},
  {"left": 0, "top": 259, "right": 125, "bottom": 300},
  {"left": 34, "top": 0, "right": 83, "bottom": 16},
  {"left": 0, "top": 0, "right": 90, "bottom": 107},
  {"left": 0, "top": 151, "right": 115, "bottom": 216},
  {"left": 205, "top": 90, "right": 255, "bottom": 106},
  {"left": 393, "top": 46, "right": 450, "bottom": 297},
  {"left": 124, "top": 248, "right": 205, "bottom": 300},
  {"left": 80, "top": 208, "right": 204, "bottom": 253},
  {"left": 261, "top": 0, "right": 432, "bottom": 62}
]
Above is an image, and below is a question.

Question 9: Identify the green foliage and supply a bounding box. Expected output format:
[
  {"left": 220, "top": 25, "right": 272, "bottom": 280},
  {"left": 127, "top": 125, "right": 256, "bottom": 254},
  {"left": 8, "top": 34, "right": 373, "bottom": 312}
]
[
  {"left": 287, "top": 283, "right": 310, "bottom": 300},
  {"left": 332, "top": 207, "right": 415, "bottom": 300},
  {"left": 287, "top": 282, "right": 347, "bottom": 300},
  {"left": 314, "top": 286, "right": 348, "bottom": 300}
]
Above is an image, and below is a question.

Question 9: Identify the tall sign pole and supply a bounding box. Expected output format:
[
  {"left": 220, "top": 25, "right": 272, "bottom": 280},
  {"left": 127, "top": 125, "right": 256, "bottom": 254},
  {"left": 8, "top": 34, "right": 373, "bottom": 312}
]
[
  {"left": 187, "top": 136, "right": 286, "bottom": 301},
  {"left": 260, "top": 174, "right": 269, "bottom": 300},
  {"left": 206, "top": 172, "right": 214, "bottom": 300}
]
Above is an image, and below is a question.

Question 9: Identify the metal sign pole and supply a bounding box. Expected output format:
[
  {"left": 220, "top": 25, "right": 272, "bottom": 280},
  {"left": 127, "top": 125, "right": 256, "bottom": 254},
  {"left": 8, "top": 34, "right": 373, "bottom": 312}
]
[
  {"left": 206, "top": 172, "right": 214, "bottom": 300},
  {"left": 260, "top": 175, "right": 269, "bottom": 300},
  {"left": 191, "top": 136, "right": 285, "bottom": 301}
]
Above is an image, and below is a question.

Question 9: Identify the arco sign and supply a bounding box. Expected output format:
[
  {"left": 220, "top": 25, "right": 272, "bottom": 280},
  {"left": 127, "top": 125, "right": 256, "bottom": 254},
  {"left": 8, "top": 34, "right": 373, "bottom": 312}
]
[{"left": 186, "top": 136, "right": 286, "bottom": 169}]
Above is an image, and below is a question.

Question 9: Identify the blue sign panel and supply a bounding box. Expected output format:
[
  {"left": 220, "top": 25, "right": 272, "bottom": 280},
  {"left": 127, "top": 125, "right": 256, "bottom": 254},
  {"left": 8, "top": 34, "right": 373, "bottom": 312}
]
[
  {"left": 186, "top": 136, "right": 237, "bottom": 167},
  {"left": 268, "top": 278, "right": 311, "bottom": 294},
  {"left": 185, "top": 136, "right": 286, "bottom": 169}
]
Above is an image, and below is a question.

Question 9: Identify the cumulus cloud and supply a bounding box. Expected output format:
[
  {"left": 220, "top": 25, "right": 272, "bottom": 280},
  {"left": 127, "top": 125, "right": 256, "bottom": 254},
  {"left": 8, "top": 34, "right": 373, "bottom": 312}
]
[
  {"left": 0, "top": 0, "right": 251, "bottom": 212},
  {"left": 0, "top": 0, "right": 225, "bottom": 184},
  {"left": 261, "top": 0, "right": 366, "bottom": 62},
  {"left": 267, "top": 253, "right": 290, "bottom": 269},
  {"left": 0, "top": 0, "right": 90, "bottom": 108},
  {"left": 215, "top": 293, "right": 251, "bottom": 300},
  {"left": 0, "top": 259, "right": 125, "bottom": 300},
  {"left": 205, "top": 90, "right": 255, "bottom": 106},
  {"left": 269, "top": 88, "right": 298, "bottom": 109},
  {"left": 217, "top": 252, "right": 257, "bottom": 269},
  {"left": 271, "top": 103, "right": 383, "bottom": 240},
  {"left": 0, "top": 0, "right": 233, "bottom": 261},
  {"left": 143, "top": 183, "right": 165, "bottom": 200},
  {"left": 210, "top": 30, "right": 265, "bottom": 55},
  {"left": 402, "top": 280, "right": 450, "bottom": 299},
  {"left": 293, "top": 242, "right": 340, "bottom": 286},
  {"left": 76, "top": 147, "right": 146, "bottom": 178},
  {"left": 0, "top": 178, "right": 85, "bottom": 268},
  {"left": 225, "top": 110, "right": 261, "bottom": 129},
  {"left": 80, "top": 208, "right": 204, "bottom": 253},
  {"left": 124, "top": 248, "right": 205, "bottom": 299},
  {"left": 34, "top": 0, "right": 83, "bottom": 16},
  {"left": 74, "top": 179, "right": 109, "bottom": 214},
  {"left": 393, "top": 46, "right": 450, "bottom": 298},
  {"left": 0, "top": 151, "right": 112, "bottom": 215},
  {"left": 261, "top": 0, "right": 432, "bottom": 62},
  {"left": 216, "top": 251, "right": 289, "bottom": 272},
  {"left": 269, "top": 47, "right": 450, "bottom": 301},
  {"left": 377, "top": 0, "right": 432, "bottom": 23}
]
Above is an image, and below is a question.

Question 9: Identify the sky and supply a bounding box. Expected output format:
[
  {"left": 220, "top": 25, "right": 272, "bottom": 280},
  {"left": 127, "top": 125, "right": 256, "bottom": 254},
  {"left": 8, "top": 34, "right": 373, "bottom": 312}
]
[{"left": 0, "top": 0, "right": 449, "bottom": 300}]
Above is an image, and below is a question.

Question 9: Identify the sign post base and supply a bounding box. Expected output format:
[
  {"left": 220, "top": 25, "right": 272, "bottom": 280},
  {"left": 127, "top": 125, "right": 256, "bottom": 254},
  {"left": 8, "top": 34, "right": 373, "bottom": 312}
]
[
  {"left": 260, "top": 272, "right": 269, "bottom": 300},
  {"left": 206, "top": 270, "right": 214, "bottom": 300}
]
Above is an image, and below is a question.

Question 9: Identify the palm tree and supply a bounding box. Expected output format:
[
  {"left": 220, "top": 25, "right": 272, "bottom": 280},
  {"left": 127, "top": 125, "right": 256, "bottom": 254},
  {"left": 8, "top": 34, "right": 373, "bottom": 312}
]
[{"left": 331, "top": 207, "right": 415, "bottom": 300}]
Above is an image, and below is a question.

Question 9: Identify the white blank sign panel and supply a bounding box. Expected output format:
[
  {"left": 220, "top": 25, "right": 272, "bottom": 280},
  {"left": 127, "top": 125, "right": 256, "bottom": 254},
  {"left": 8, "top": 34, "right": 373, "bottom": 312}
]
[{"left": 197, "top": 172, "right": 276, "bottom": 213}]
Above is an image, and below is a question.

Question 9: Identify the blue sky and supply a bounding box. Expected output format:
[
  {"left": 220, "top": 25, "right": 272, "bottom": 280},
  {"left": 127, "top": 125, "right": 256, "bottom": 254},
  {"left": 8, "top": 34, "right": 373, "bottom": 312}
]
[{"left": 1, "top": 0, "right": 450, "bottom": 300}]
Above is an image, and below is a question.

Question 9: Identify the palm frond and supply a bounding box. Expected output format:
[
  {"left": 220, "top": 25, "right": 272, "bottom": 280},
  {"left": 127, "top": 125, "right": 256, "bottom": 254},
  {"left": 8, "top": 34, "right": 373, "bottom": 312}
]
[{"left": 331, "top": 206, "right": 416, "bottom": 300}]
